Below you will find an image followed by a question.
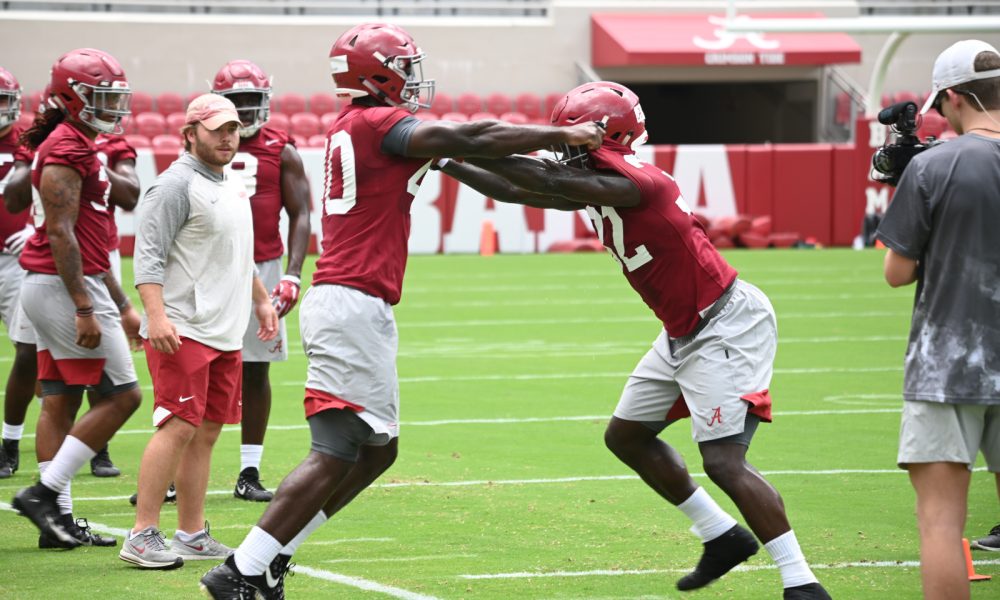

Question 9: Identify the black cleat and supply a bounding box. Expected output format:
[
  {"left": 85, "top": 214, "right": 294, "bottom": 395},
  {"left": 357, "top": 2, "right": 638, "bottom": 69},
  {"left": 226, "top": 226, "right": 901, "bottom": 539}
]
[
  {"left": 0, "top": 444, "right": 10, "bottom": 479},
  {"left": 268, "top": 553, "right": 294, "bottom": 600},
  {"left": 234, "top": 467, "right": 274, "bottom": 502},
  {"left": 12, "top": 484, "right": 80, "bottom": 548},
  {"left": 971, "top": 524, "right": 1000, "bottom": 552},
  {"left": 783, "top": 582, "right": 833, "bottom": 599},
  {"left": 90, "top": 445, "right": 121, "bottom": 477},
  {"left": 39, "top": 515, "right": 117, "bottom": 548},
  {"left": 676, "top": 524, "right": 759, "bottom": 591},
  {"left": 200, "top": 553, "right": 278, "bottom": 599},
  {"left": 2, "top": 438, "right": 18, "bottom": 475},
  {"left": 129, "top": 482, "right": 176, "bottom": 506}
]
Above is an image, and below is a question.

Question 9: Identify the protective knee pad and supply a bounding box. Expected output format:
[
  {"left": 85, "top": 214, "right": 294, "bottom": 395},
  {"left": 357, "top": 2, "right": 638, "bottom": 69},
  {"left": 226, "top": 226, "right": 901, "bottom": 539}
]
[
  {"left": 308, "top": 408, "right": 375, "bottom": 462},
  {"left": 700, "top": 414, "right": 762, "bottom": 448}
]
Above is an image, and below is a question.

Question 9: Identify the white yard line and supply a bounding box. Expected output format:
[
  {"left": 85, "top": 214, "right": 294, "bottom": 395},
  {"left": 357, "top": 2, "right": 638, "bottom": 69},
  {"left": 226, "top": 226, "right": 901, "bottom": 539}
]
[
  {"left": 0, "top": 501, "right": 439, "bottom": 599},
  {"left": 325, "top": 553, "right": 477, "bottom": 564},
  {"left": 458, "top": 558, "right": 1000, "bottom": 580}
]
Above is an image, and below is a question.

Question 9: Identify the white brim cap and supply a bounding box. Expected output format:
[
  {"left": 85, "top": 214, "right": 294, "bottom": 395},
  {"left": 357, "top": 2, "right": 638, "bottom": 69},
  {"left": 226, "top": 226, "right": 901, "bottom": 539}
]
[{"left": 920, "top": 39, "right": 1000, "bottom": 114}]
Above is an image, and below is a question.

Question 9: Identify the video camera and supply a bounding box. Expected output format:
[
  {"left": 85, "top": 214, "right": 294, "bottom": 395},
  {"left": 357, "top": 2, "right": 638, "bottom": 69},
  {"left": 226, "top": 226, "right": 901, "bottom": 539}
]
[{"left": 871, "top": 101, "right": 944, "bottom": 186}]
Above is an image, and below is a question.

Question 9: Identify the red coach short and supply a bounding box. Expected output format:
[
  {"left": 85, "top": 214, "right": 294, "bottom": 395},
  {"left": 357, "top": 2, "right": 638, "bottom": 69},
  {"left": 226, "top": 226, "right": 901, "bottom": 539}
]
[{"left": 144, "top": 337, "right": 242, "bottom": 427}]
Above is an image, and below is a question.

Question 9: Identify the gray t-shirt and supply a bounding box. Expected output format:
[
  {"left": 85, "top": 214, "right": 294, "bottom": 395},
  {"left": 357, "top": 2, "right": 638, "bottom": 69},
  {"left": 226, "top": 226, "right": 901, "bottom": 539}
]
[{"left": 877, "top": 133, "right": 1000, "bottom": 405}]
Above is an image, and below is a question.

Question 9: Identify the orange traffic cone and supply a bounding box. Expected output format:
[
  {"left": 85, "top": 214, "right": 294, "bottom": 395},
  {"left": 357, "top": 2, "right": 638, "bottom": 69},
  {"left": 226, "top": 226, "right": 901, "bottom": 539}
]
[
  {"left": 480, "top": 220, "right": 497, "bottom": 257},
  {"left": 963, "top": 538, "right": 992, "bottom": 581}
]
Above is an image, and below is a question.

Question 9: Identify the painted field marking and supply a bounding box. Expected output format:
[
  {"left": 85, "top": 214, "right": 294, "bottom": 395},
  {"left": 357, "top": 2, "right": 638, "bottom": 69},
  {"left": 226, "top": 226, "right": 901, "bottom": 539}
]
[
  {"left": 309, "top": 537, "right": 396, "bottom": 545},
  {"left": 0, "top": 501, "right": 438, "bottom": 600},
  {"left": 396, "top": 312, "right": 902, "bottom": 329},
  {"left": 324, "top": 553, "right": 477, "bottom": 564}
]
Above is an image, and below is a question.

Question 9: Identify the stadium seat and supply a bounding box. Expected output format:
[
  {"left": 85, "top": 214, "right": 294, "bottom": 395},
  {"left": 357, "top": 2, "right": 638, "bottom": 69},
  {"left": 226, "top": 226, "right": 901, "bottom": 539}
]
[
  {"left": 440, "top": 112, "right": 469, "bottom": 122},
  {"left": 429, "top": 92, "right": 453, "bottom": 116},
  {"left": 319, "top": 112, "right": 339, "bottom": 130},
  {"left": 292, "top": 134, "right": 308, "bottom": 148},
  {"left": 469, "top": 111, "right": 499, "bottom": 121},
  {"left": 131, "top": 91, "right": 154, "bottom": 115},
  {"left": 894, "top": 90, "right": 920, "bottom": 106},
  {"left": 308, "top": 92, "right": 338, "bottom": 116},
  {"left": 919, "top": 112, "right": 948, "bottom": 139},
  {"left": 414, "top": 111, "right": 439, "bottom": 121},
  {"left": 881, "top": 93, "right": 893, "bottom": 109},
  {"left": 500, "top": 111, "right": 529, "bottom": 124},
  {"left": 156, "top": 92, "right": 185, "bottom": 116},
  {"left": 25, "top": 90, "right": 43, "bottom": 114},
  {"left": 514, "top": 92, "right": 544, "bottom": 121},
  {"left": 484, "top": 93, "right": 512, "bottom": 115},
  {"left": 187, "top": 91, "right": 203, "bottom": 107},
  {"left": 135, "top": 112, "right": 166, "bottom": 138},
  {"left": 307, "top": 134, "right": 327, "bottom": 148},
  {"left": 275, "top": 92, "right": 306, "bottom": 115},
  {"left": 544, "top": 93, "right": 564, "bottom": 118},
  {"left": 151, "top": 134, "right": 182, "bottom": 152},
  {"left": 290, "top": 112, "right": 320, "bottom": 138},
  {"left": 124, "top": 134, "right": 152, "bottom": 149},
  {"left": 16, "top": 112, "right": 33, "bottom": 131},
  {"left": 268, "top": 112, "right": 290, "bottom": 133},
  {"left": 165, "top": 112, "right": 186, "bottom": 135},
  {"left": 455, "top": 92, "right": 483, "bottom": 116}
]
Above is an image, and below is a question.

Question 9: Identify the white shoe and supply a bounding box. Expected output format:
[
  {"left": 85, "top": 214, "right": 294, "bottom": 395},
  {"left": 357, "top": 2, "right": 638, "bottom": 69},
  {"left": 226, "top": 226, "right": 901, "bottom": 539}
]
[
  {"left": 171, "top": 521, "right": 231, "bottom": 560},
  {"left": 119, "top": 526, "right": 184, "bottom": 569}
]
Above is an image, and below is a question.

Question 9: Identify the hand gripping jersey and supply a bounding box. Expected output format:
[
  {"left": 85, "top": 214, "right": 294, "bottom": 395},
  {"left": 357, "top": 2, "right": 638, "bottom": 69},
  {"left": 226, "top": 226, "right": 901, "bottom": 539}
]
[
  {"left": 587, "top": 143, "right": 737, "bottom": 338},
  {"left": 95, "top": 133, "right": 137, "bottom": 252},
  {"left": 311, "top": 105, "right": 431, "bottom": 305},
  {"left": 0, "top": 126, "right": 33, "bottom": 242},
  {"left": 20, "top": 122, "right": 111, "bottom": 275},
  {"left": 225, "top": 126, "right": 290, "bottom": 263}
]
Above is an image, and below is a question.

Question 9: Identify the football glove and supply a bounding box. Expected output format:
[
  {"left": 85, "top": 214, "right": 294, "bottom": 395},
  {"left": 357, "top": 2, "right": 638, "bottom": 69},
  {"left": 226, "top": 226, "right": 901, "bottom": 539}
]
[
  {"left": 3, "top": 223, "right": 34, "bottom": 255},
  {"left": 270, "top": 274, "right": 301, "bottom": 318}
]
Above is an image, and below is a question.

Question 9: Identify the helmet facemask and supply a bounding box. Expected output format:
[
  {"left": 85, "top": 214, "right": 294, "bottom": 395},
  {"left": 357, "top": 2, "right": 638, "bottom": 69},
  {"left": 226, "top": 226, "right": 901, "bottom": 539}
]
[
  {"left": 0, "top": 88, "right": 20, "bottom": 129},
  {"left": 218, "top": 88, "right": 271, "bottom": 138},
  {"left": 73, "top": 80, "right": 131, "bottom": 134},
  {"left": 368, "top": 50, "right": 435, "bottom": 113},
  {"left": 550, "top": 143, "right": 590, "bottom": 168}
]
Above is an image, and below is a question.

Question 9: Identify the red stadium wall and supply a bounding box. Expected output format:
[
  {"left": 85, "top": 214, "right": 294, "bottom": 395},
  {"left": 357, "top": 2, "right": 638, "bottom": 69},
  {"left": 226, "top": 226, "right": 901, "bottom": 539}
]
[{"left": 117, "top": 136, "right": 881, "bottom": 255}]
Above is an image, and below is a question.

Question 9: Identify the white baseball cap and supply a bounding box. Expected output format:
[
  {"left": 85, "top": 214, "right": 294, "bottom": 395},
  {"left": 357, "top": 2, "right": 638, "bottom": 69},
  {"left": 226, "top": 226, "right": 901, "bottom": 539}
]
[{"left": 920, "top": 40, "right": 1000, "bottom": 114}]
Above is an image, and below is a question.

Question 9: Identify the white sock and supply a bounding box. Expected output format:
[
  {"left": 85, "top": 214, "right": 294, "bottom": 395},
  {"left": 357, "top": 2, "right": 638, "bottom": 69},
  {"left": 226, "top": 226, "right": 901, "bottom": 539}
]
[
  {"left": 3, "top": 422, "right": 24, "bottom": 441},
  {"left": 280, "top": 510, "right": 327, "bottom": 557},
  {"left": 764, "top": 530, "right": 818, "bottom": 588},
  {"left": 174, "top": 528, "right": 205, "bottom": 542},
  {"left": 240, "top": 444, "right": 264, "bottom": 472},
  {"left": 234, "top": 526, "right": 283, "bottom": 576},
  {"left": 676, "top": 487, "right": 739, "bottom": 542},
  {"left": 39, "top": 436, "right": 96, "bottom": 493},
  {"left": 38, "top": 461, "right": 73, "bottom": 516}
]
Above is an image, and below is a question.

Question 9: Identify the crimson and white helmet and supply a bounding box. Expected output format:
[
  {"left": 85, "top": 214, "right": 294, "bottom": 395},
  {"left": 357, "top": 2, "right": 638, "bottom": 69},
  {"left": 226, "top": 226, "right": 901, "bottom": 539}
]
[
  {"left": 48, "top": 48, "right": 131, "bottom": 134},
  {"left": 551, "top": 81, "right": 648, "bottom": 153},
  {"left": 329, "top": 23, "right": 435, "bottom": 113},
  {"left": 212, "top": 59, "right": 272, "bottom": 138},
  {"left": 0, "top": 67, "right": 21, "bottom": 129}
]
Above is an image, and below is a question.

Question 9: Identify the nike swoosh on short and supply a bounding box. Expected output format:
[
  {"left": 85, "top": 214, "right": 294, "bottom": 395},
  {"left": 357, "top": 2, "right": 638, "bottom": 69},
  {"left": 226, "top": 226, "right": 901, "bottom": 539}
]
[
  {"left": 265, "top": 139, "right": 280, "bottom": 145},
  {"left": 179, "top": 396, "right": 194, "bottom": 403}
]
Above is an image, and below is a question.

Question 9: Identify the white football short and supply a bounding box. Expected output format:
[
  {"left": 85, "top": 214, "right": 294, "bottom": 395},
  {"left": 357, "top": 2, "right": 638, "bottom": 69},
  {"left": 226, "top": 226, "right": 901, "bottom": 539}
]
[
  {"left": 242, "top": 258, "right": 288, "bottom": 362},
  {"left": 20, "top": 273, "right": 137, "bottom": 387},
  {"left": 614, "top": 280, "right": 777, "bottom": 443},
  {"left": 0, "top": 253, "right": 25, "bottom": 331},
  {"left": 108, "top": 248, "right": 122, "bottom": 284},
  {"left": 300, "top": 284, "right": 399, "bottom": 441}
]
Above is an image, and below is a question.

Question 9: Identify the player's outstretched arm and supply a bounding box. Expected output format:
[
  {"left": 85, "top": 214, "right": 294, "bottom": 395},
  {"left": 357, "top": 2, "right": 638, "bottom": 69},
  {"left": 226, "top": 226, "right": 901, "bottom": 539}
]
[
  {"left": 468, "top": 155, "right": 640, "bottom": 208},
  {"left": 406, "top": 119, "right": 603, "bottom": 160},
  {"left": 439, "top": 159, "right": 577, "bottom": 211},
  {"left": 3, "top": 161, "right": 32, "bottom": 213}
]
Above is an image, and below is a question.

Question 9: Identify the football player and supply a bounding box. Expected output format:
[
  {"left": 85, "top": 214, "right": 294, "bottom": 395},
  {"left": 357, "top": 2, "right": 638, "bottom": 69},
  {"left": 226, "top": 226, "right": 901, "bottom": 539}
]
[
  {"left": 11, "top": 48, "right": 143, "bottom": 549},
  {"left": 0, "top": 66, "right": 36, "bottom": 480},
  {"left": 435, "top": 82, "right": 832, "bottom": 600},
  {"left": 211, "top": 59, "right": 312, "bottom": 502},
  {"left": 200, "top": 22, "right": 603, "bottom": 597}
]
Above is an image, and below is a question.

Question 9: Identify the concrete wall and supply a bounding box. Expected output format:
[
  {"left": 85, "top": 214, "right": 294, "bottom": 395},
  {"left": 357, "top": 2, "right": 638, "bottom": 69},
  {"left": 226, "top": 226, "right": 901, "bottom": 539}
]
[{"left": 0, "top": 2, "right": 997, "bottom": 101}]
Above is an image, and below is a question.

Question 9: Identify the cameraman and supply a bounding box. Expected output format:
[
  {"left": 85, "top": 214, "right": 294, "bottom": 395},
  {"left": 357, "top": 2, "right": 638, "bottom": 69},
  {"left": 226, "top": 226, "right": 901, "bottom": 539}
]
[{"left": 876, "top": 39, "right": 1000, "bottom": 600}]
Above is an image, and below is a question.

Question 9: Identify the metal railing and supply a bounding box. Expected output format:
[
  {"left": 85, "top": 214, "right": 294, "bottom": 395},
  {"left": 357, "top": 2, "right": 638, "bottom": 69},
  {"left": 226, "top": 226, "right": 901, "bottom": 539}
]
[
  {"left": 0, "top": 0, "right": 550, "bottom": 16},
  {"left": 859, "top": 0, "right": 1000, "bottom": 15}
]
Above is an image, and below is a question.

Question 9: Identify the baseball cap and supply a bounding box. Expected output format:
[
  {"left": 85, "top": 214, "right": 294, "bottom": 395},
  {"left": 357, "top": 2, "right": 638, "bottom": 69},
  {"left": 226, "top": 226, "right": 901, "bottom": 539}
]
[
  {"left": 920, "top": 40, "right": 1000, "bottom": 114},
  {"left": 185, "top": 93, "right": 240, "bottom": 130}
]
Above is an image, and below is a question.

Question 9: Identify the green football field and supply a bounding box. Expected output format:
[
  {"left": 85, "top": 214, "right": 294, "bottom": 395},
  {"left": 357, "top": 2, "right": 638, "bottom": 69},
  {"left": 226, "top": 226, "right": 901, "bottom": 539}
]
[{"left": 1, "top": 249, "right": 998, "bottom": 599}]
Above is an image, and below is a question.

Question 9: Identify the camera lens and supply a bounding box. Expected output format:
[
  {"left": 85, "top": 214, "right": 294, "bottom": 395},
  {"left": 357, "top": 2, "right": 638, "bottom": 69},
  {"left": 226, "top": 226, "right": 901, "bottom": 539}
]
[{"left": 872, "top": 149, "right": 894, "bottom": 174}]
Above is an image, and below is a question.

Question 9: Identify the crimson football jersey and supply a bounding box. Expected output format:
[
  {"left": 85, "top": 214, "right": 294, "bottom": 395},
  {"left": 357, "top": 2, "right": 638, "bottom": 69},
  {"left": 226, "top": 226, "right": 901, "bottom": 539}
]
[
  {"left": 0, "top": 126, "right": 34, "bottom": 242},
  {"left": 587, "top": 142, "right": 737, "bottom": 338},
  {"left": 20, "top": 122, "right": 111, "bottom": 275},
  {"left": 95, "top": 134, "right": 137, "bottom": 252},
  {"left": 226, "top": 126, "right": 290, "bottom": 263},
  {"left": 311, "top": 105, "right": 431, "bottom": 305}
]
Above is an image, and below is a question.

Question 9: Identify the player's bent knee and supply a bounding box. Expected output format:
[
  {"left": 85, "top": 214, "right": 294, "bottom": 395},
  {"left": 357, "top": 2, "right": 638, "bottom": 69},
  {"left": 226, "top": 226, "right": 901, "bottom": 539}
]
[{"left": 309, "top": 408, "right": 376, "bottom": 463}]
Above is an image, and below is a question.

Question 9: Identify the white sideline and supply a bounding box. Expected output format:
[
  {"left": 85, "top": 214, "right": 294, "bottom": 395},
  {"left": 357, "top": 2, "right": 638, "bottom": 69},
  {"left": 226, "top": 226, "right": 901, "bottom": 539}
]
[
  {"left": 458, "top": 558, "right": 1000, "bottom": 580},
  {"left": 0, "top": 501, "right": 440, "bottom": 600}
]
